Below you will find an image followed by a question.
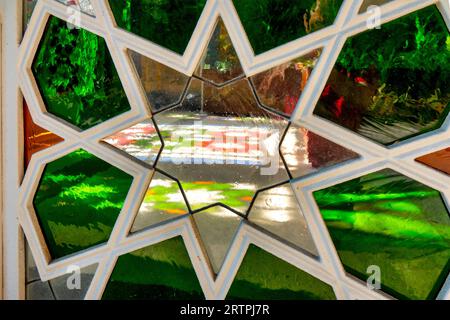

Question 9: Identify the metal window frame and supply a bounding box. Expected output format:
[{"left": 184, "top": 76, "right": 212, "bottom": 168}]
[{"left": 1, "top": 0, "right": 449, "bottom": 300}]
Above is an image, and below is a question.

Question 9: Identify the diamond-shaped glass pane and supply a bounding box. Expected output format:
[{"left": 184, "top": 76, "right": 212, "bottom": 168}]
[
  {"left": 33, "top": 149, "right": 133, "bottom": 259},
  {"left": 32, "top": 16, "right": 131, "bottom": 130},
  {"left": 193, "top": 206, "right": 242, "bottom": 274},
  {"left": 233, "top": 0, "right": 343, "bottom": 54},
  {"left": 248, "top": 183, "right": 318, "bottom": 256},
  {"left": 108, "top": 0, "right": 206, "bottom": 54},
  {"left": 227, "top": 245, "right": 336, "bottom": 299},
  {"left": 102, "top": 237, "right": 204, "bottom": 300},
  {"left": 131, "top": 171, "right": 189, "bottom": 233},
  {"left": 251, "top": 49, "right": 322, "bottom": 116},
  {"left": 416, "top": 148, "right": 450, "bottom": 175},
  {"left": 281, "top": 124, "right": 359, "bottom": 178},
  {"left": 314, "top": 6, "right": 450, "bottom": 146},
  {"left": 313, "top": 168, "right": 450, "bottom": 300},
  {"left": 129, "top": 50, "right": 190, "bottom": 112},
  {"left": 194, "top": 19, "right": 244, "bottom": 86}
]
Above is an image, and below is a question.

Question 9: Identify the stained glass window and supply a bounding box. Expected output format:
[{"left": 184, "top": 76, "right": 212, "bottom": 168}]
[{"left": 19, "top": 0, "right": 450, "bottom": 301}]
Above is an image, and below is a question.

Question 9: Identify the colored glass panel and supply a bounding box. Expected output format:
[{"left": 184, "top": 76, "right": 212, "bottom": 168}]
[
  {"left": 251, "top": 49, "right": 322, "bottom": 116},
  {"left": 32, "top": 16, "right": 131, "bottom": 130},
  {"left": 193, "top": 206, "right": 242, "bottom": 274},
  {"left": 313, "top": 169, "right": 450, "bottom": 300},
  {"left": 233, "top": 0, "right": 343, "bottom": 54},
  {"left": 24, "top": 100, "right": 64, "bottom": 169},
  {"left": 248, "top": 184, "right": 318, "bottom": 256},
  {"left": 314, "top": 6, "right": 450, "bottom": 145},
  {"left": 108, "top": 0, "right": 206, "bottom": 55},
  {"left": 102, "top": 237, "right": 204, "bottom": 300},
  {"left": 194, "top": 19, "right": 244, "bottom": 86},
  {"left": 131, "top": 171, "right": 189, "bottom": 233},
  {"left": 129, "top": 50, "right": 190, "bottom": 112},
  {"left": 155, "top": 78, "right": 290, "bottom": 214},
  {"left": 416, "top": 148, "right": 450, "bottom": 175},
  {"left": 33, "top": 149, "right": 133, "bottom": 259},
  {"left": 227, "top": 245, "right": 336, "bottom": 300},
  {"left": 103, "top": 119, "right": 162, "bottom": 167},
  {"left": 281, "top": 124, "right": 359, "bottom": 178}
]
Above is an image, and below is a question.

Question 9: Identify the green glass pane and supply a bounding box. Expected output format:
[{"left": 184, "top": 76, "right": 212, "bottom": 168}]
[
  {"left": 313, "top": 168, "right": 450, "bottom": 300},
  {"left": 314, "top": 6, "right": 450, "bottom": 145},
  {"left": 33, "top": 149, "right": 133, "bottom": 259},
  {"left": 131, "top": 171, "right": 189, "bottom": 233},
  {"left": 32, "top": 16, "right": 131, "bottom": 130},
  {"left": 233, "top": 0, "right": 343, "bottom": 54},
  {"left": 194, "top": 19, "right": 244, "bottom": 86},
  {"left": 227, "top": 245, "right": 336, "bottom": 300},
  {"left": 108, "top": 0, "right": 207, "bottom": 55},
  {"left": 102, "top": 237, "right": 204, "bottom": 300}
]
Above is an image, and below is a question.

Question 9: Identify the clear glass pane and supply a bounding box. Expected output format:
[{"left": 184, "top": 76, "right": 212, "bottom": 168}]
[
  {"left": 193, "top": 206, "right": 242, "bottom": 274},
  {"left": 54, "top": 0, "right": 95, "bottom": 16},
  {"left": 248, "top": 183, "right": 318, "bottom": 256},
  {"left": 313, "top": 168, "right": 450, "bottom": 300}
]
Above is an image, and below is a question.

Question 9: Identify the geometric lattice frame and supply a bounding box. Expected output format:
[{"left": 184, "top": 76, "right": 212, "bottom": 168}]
[{"left": 15, "top": 0, "right": 450, "bottom": 300}]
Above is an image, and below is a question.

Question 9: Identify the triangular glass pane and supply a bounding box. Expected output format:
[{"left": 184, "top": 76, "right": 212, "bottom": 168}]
[
  {"left": 24, "top": 100, "right": 64, "bottom": 170},
  {"left": 194, "top": 19, "right": 244, "bottom": 86},
  {"left": 193, "top": 206, "right": 242, "bottom": 274},
  {"left": 416, "top": 148, "right": 450, "bottom": 175},
  {"left": 131, "top": 171, "right": 189, "bottom": 233},
  {"left": 129, "top": 50, "right": 190, "bottom": 112},
  {"left": 102, "top": 120, "right": 162, "bottom": 167},
  {"left": 55, "top": 0, "right": 95, "bottom": 16},
  {"left": 359, "top": 0, "right": 393, "bottom": 14},
  {"left": 281, "top": 124, "right": 359, "bottom": 178},
  {"left": 248, "top": 183, "right": 318, "bottom": 256},
  {"left": 251, "top": 49, "right": 322, "bottom": 116}
]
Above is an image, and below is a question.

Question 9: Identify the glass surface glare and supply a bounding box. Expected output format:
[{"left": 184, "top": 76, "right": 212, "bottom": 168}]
[
  {"left": 108, "top": 0, "right": 207, "bottom": 54},
  {"left": 313, "top": 169, "right": 450, "bottom": 300},
  {"left": 233, "top": 0, "right": 343, "bottom": 54},
  {"left": 102, "top": 237, "right": 204, "bottom": 300},
  {"left": 227, "top": 245, "right": 336, "bottom": 300},
  {"left": 251, "top": 49, "right": 322, "bottom": 116},
  {"left": 248, "top": 184, "right": 318, "bottom": 255},
  {"left": 55, "top": 0, "right": 95, "bottom": 16},
  {"left": 314, "top": 6, "right": 450, "bottom": 145},
  {"left": 32, "top": 16, "right": 131, "bottom": 130},
  {"left": 416, "top": 148, "right": 450, "bottom": 175},
  {"left": 33, "top": 149, "right": 133, "bottom": 259}
]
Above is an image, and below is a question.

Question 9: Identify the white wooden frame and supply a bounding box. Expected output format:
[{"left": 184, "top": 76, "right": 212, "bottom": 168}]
[{"left": 3, "top": 0, "right": 448, "bottom": 300}]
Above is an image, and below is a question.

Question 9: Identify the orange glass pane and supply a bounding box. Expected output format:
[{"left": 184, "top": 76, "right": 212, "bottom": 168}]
[
  {"left": 24, "top": 100, "right": 64, "bottom": 168},
  {"left": 416, "top": 148, "right": 450, "bottom": 175}
]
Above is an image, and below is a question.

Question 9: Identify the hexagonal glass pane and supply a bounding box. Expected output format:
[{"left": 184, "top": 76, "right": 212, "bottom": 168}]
[
  {"left": 251, "top": 48, "right": 322, "bottom": 116},
  {"left": 313, "top": 168, "right": 450, "bottom": 299},
  {"left": 416, "top": 148, "right": 450, "bottom": 175},
  {"left": 102, "top": 237, "right": 204, "bottom": 300},
  {"left": 108, "top": 0, "right": 206, "bottom": 55},
  {"left": 32, "top": 16, "right": 131, "bottom": 130},
  {"left": 33, "top": 149, "right": 133, "bottom": 259},
  {"left": 314, "top": 6, "right": 450, "bottom": 146},
  {"left": 233, "top": 0, "right": 343, "bottom": 54},
  {"left": 227, "top": 245, "right": 336, "bottom": 299}
]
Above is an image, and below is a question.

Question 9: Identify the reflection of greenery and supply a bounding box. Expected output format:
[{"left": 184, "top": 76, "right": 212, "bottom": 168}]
[
  {"left": 109, "top": 0, "right": 206, "bottom": 54},
  {"left": 233, "top": 0, "right": 343, "bottom": 54},
  {"left": 102, "top": 237, "right": 204, "bottom": 300},
  {"left": 33, "top": 149, "right": 133, "bottom": 259},
  {"left": 314, "top": 169, "right": 450, "bottom": 300},
  {"left": 227, "top": 245, "right": 336, "bottom": 300},
  {"left": 33, "top": 16, "right": 130, "bottom": 130}
]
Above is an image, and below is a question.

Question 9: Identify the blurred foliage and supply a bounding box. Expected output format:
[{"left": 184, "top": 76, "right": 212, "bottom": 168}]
[{"left": 33, "top": 16, "right": 130, "bottom": 130}]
